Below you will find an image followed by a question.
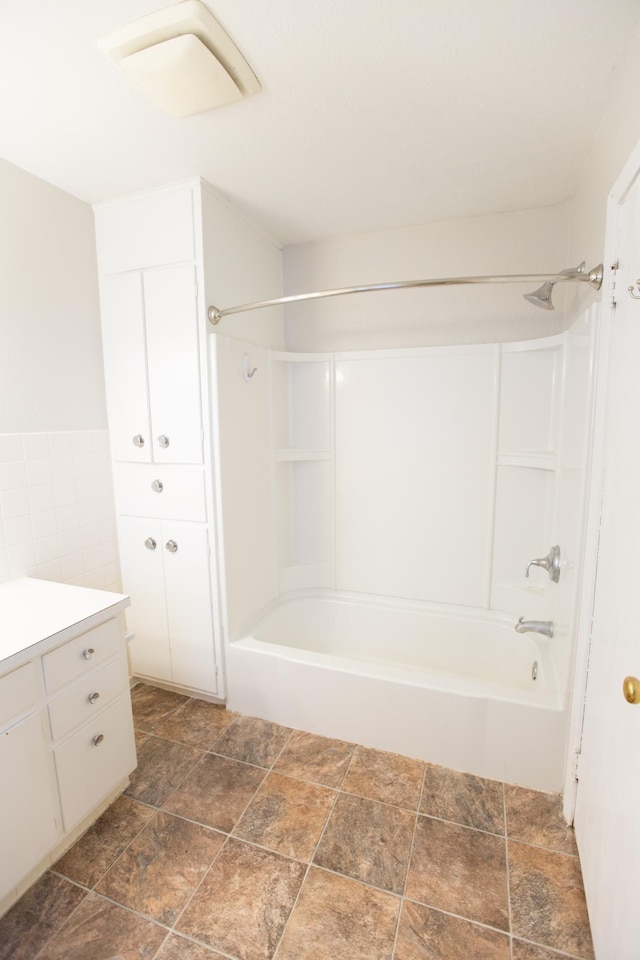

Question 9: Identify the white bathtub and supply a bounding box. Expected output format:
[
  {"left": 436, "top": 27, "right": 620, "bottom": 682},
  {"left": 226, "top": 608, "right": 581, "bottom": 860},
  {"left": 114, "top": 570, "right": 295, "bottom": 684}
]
[{"left": 226, "top": 593, "right": 568, "bottom": 792}]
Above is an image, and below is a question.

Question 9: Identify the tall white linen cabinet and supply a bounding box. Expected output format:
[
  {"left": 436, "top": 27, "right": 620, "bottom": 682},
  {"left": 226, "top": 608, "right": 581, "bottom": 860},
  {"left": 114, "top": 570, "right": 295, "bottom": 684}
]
[{"left": 94, "top": 179, "right": 283, "bottom": 699}]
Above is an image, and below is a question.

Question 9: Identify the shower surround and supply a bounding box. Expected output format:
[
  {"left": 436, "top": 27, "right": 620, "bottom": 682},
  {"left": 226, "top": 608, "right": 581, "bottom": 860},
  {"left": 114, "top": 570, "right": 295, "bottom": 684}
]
[{"left": 214, "top": 308, "right": 597, "bottom": 791}]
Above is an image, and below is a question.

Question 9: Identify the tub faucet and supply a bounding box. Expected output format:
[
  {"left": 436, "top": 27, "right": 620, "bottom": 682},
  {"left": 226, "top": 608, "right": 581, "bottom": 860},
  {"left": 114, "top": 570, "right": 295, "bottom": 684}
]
[
  {"left": 515, "top": 617, "right": 554, "bottom": 638},
  {"left": 526, "top": 544, "right": 561, "bottom": 582}
]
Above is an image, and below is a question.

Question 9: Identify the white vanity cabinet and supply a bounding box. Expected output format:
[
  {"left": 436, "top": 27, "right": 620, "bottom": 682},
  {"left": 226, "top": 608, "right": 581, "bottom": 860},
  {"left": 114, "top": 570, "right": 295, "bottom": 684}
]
[{"left": 0, "top": 578, "right": 135, "bottom": 917}]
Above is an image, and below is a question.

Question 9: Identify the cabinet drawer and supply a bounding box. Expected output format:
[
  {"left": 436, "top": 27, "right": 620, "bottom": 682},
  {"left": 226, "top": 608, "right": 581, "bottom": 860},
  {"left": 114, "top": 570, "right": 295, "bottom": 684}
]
[
  {"left": 0, "top": 661, "right": 40, "bottom": 730},
  {"left": 48, "top": 657, "right": 127, "bottom": 742},
  {"left": 112, "top": 463, "right": 206, "bottom": 521},
  {"left": 54, "top": 697, "right": 136, "bottom": 832},
  {"left": 42, "top": 620, "right": 122, "bottom": 694}
]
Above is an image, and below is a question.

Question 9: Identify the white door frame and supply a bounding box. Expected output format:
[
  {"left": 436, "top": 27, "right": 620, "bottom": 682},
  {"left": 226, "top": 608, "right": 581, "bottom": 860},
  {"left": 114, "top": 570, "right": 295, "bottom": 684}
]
[{"left": 563, "top": 137, "right": 640, "bottom": 820}]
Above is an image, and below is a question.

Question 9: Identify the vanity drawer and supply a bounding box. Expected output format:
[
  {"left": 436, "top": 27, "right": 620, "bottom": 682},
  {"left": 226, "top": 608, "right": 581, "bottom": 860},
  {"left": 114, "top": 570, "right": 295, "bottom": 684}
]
[
  {"left": 48, "top": 657, "right": 127, "bottom": 742},
  {"left": 42, "top": 619, "right": 121, "bottom": 693},
  {"left": 112, "top": 463, "right": 206, "bottom": 521},
  {"left": 0, "top": 661, "right": 40, "bottom": 730},
  {"left": 54, "top": 697, "right": 136, "bottom": 832}
]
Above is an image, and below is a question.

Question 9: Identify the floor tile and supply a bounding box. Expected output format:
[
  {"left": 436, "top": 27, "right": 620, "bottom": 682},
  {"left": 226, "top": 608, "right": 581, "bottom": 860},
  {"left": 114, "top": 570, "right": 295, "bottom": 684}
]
[
  {"left": 36, "top": 892, "right": 167, "bottom": 960},
  {"left": 234, "top": 771, "right": 336, "bottom": 860},
  {"left": 156, "top": 934, "right": 227, "bottom": 958},
  {"left": 313, "top": 791, "right": 415, "bottom": 894},
  {"left": 506, "top": 786, "right": 578, "bottom": 855},
  {"left": 164, "top": 752, "right": 266, "bottom": 832},
  {"left": 124, "top": 735, "right": 204, "bottom": 807},
  {"left": 511, "top": 940, "right": 578, "bottom": 959},
  {"left": 395, "top": 900, "right": 511, "bottom": 960},
  {"left": 341, "top": 745, "right": 425, "bottom": 810},
  {"left": 54, "top": 795, "right": 155, "bottom": 887},
  {"left": 420, "top": 764, "right": 505, "bottom": 834},
  {"left": 406, "top": 815, "right": 509, "bottom": 931},
  {"left": 155, "top": 698, "right": 238, "bottom": 751},
  {"left": 509, "top": 841, "right": 594, "bottom": 958},
  {"left": 0, "top": 872, "right": 85, "bottom": 960},
  {"left": 273, "top": 729, "right": 355, "bottom": 787},
  {"left": 130, "top": 683, "right": 189, "bottom": 732},
  {"left": 95, "top": 810, "right": 224, "bottom": 926},
  {"left": 274, "top": 866, "right": 399, "bottom": 960},
  {"left": 177, "top": 838, "right": 305, "bottom": 960},
  {"left": 213, "top": 715, "right": 292, "bottom": 767}
]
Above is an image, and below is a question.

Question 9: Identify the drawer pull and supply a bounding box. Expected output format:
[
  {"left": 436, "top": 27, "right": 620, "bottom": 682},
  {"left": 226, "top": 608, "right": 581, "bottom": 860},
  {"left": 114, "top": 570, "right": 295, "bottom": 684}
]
[
  {"left": 132, "top": 434, "right": 145, "bottom": 448},
  {"left": 151, "top": 479, "right": 164, "bottom": 493},
  {"left": 144, "top": 537, "right": 157, "bottom": 550},
  {"left": 93, "top": 734, "right": 104, "bottom": 746},
  {"left": 165, "top": 540, "right": 178, "bottom": 553},
  {"left": 157, "top": 435, "right": 170, "bottom": 448},
  {"left": 88, "top": 692, "right": 100, "bottom": 704},
  {"left": 83, "top": 648, "right": 95, "bottom": 661}
]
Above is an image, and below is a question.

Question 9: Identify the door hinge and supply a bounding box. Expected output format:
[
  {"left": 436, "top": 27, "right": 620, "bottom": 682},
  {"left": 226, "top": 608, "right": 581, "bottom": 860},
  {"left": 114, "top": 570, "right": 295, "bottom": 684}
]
[
  {"left": 609, "top": 262, "right": 618, "bottom": 306},
  {"left": 573, "top": 748, "right": 583, "bottom": 781}
]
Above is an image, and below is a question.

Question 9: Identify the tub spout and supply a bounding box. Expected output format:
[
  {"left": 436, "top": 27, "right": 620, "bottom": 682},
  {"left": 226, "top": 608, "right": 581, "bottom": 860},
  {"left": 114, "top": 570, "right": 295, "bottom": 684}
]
[{"left": 515, "top": 617, "right": 554, "bottom": 638}]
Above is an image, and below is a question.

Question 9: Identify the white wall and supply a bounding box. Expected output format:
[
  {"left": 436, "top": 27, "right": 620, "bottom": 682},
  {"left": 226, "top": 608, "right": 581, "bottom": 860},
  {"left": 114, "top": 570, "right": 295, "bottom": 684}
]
[
  {"left": 0, "top": 159, "right": 119, "bottom": 590},
  {"left": 283, "top": 205, "right": 571, "bottom": 352},
  {"left": 0, "top": 157, "right": 107, "bottom": 433}
]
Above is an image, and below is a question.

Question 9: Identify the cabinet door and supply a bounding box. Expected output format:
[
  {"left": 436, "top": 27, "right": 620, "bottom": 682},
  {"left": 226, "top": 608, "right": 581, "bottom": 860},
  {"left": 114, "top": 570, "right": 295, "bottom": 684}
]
[
  {"left": 0, "top": 711, "right": 59, "bottom": 902},
  {"left": 117, "top": 516, "right": 172, "bottom": 682},
  {"left": 144, "top": 265, "right": 203, "bottom": 464},
  {"left": 162, "top": 521, "right": 218, "bottom": 695},
  {"left": 99, "top": 272, "right": 152, "bottom": 462}
]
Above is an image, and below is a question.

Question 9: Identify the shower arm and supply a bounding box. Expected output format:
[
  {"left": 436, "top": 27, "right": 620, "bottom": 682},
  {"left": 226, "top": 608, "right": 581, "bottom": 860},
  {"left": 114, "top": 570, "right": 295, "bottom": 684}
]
[{"left": 207, "top": 263, "right": 604, "bottom": 324}]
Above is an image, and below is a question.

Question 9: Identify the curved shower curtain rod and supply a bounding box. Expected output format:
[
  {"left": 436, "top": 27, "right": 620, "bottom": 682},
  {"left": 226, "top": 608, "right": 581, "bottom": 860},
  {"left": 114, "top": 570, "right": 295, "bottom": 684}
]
[{"left": 207, "top": 261, "right": 604, "bottom": 325}]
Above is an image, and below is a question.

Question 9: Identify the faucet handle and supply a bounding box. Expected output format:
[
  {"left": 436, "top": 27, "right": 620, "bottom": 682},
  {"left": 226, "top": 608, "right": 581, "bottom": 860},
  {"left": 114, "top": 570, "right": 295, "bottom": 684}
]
[{"left": 525, "top": 545, "right": 561, "bottom": 583}]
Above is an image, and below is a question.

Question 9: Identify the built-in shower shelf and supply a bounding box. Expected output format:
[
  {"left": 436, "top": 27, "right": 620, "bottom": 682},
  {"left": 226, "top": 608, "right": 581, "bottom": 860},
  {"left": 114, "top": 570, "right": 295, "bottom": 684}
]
[
  {"left": 497, "top": 452, "right": 557, "bottom": 470},
  {"left": 276, "top": 448, "right": 332, "bottom": 461}
]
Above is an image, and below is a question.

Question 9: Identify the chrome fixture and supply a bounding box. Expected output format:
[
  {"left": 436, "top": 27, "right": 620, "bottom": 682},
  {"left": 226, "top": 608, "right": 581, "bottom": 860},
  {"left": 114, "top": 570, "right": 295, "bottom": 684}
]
[
  {"left": 207, "top": 262, "right": 604, "bottom": 324},
  {"left": 132, "top": 434, "right": 145, "bottom": 447},
  {"left": 515, "top": 617, "right": 554, "bottom": 638},
  {"left": 526, "top": 544, "right": 561, "bottom": 583},
  {"left": 157, "top": 435, "right": 170, "bottom": 448},
  {"left": 166, "top": 540, "right": 179, "bottom": 553},
  {"left": 144, "top": 537, "right": 157, "bottom": 550},
  {"left": 628, "top": 279, "right": 640, "bottom": 301},
  {"left": 151, "top": 479, "right": 164, "bottom": 493},
  {"left": 242, "top": 354, "right": 258, "bottom": 381},
  {"left": 523, "top": 262, "right": 603, "bottom": 311},
  {"left": 531, "top": 661, "right": 538, "bottom": 681}
]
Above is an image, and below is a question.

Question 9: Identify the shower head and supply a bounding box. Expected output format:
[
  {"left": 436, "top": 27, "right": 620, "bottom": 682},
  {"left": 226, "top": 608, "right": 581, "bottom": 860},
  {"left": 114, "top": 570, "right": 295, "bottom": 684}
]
[{"left": 524, "top": 281, "right": 556, "bottom": 310}]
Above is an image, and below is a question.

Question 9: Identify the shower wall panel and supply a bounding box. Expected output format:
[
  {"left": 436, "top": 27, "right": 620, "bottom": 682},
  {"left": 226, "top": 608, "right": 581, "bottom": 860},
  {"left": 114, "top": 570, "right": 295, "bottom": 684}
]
[{"left": 334, "top": 347, "right": 498, "bottom": 606}]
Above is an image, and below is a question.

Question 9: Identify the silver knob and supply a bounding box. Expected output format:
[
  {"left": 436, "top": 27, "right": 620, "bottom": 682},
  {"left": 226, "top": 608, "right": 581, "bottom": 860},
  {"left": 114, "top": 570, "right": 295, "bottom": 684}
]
[
  {"left": 132, "top": 434, "right": 145, "bottom": 448},
  {"left": 93, "top": 734, "right": 104, "bottom": 746},
  {"left": 157, "top": 435, "right": 170, "bottom": 449},
  {"left": 151, "top": 479, "right": 164, "bottom": 493},
  {"left": 83, "top": 647, "right": 95, "bottom": 661},
  {"left": 144, "top": 537, "right": 157, "bottom": 550},
  {"left": 88, "top": 692, "right": 100, "bottom": 704},
  {"left": 165, "top": 540, "right": 178, "bottom": 553}
]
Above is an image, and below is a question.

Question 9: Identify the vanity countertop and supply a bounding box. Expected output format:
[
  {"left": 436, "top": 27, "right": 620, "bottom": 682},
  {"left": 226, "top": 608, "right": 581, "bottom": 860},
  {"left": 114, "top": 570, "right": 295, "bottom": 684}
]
[{"left": 0, "top": 577, "right": 130, "bottom": 664}]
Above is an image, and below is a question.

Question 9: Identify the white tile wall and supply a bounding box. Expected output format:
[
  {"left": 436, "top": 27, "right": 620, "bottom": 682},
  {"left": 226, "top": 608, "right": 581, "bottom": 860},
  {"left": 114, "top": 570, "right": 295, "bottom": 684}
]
[{"left": 0, "top": 431, "right": 121, "bottom": 591}]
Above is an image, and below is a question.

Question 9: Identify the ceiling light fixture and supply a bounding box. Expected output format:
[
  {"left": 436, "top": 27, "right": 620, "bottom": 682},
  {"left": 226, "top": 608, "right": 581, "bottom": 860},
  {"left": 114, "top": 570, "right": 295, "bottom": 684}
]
[{"left": 98, "top": 0, "right": 260, "bottom": 118}]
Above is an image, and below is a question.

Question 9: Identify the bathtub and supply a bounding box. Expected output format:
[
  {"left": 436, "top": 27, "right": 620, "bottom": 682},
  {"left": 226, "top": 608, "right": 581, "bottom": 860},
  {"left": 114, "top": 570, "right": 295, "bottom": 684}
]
[{"left": 225, "top": 592, "right": 568, "bottom": 792}]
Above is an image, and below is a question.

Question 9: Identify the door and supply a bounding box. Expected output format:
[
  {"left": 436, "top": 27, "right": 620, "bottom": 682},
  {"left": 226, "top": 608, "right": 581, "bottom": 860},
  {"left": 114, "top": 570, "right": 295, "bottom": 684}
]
[{"left": 573, "top": 169, "right": 640, "bottom": 957}]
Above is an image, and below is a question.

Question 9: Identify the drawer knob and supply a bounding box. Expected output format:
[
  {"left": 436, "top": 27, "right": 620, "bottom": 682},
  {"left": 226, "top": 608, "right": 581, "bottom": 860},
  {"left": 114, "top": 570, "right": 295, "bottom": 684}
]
[
  {"left": 157, "top": 435, "right": 170, "bottom": 449},
  {"left": 83, "top": 647, "right": 95, "bottom": 661},
  {"left": 93, "top": 734, "right": 104, "bottom": 746},
  {"left": 151, "top": 479, "right": 164, "bottom": 493},
  {"left": 132, "top": 434, "right": 145, "bottom": 448},
  {"left": 88, "top": 692, "right": 100, "bottom": 704},
  {"left": 144, "top": 537, "right": 157, "bottom": 550},
  {"left": 165, "top": 540, "right": 178, "bottom": 553}
]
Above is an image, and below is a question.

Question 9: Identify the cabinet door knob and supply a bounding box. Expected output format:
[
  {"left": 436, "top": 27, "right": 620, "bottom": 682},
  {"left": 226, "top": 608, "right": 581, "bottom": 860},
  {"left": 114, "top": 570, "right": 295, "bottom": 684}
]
[
  {"left": 88, "top": 692, "right": 100, "bottom": 704},
  {"left": 83, "top": 647, "right": 95, "bottom": 661},
  {"left": 157, "top": 435, "right": 170, "bottom": 448},
  {"left": 92, "top": 734, "right": 104, "bottom": 746},
  {"left": 165, "top": 540, "right": 178, "bottom": 553},
  {"left": 132, "top": 434, "right": 145, "bottom": 448},
  {"left": 151, "top": 479, "right": 164, "bottom": 493},
  {"left": 144, "top": 537, "right": 157, "bottom": 550}
]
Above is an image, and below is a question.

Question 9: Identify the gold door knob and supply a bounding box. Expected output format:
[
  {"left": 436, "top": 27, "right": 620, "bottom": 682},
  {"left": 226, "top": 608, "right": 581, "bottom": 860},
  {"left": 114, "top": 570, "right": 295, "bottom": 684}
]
[{"left": 623, "top": 676, "right": 640, "bottom": 704}]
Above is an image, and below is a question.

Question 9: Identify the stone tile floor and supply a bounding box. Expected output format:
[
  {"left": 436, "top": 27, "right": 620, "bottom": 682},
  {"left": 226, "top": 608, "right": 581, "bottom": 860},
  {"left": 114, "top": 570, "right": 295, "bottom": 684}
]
[{"left": 0, "top": 683, "right": 594, "bottom": 960}]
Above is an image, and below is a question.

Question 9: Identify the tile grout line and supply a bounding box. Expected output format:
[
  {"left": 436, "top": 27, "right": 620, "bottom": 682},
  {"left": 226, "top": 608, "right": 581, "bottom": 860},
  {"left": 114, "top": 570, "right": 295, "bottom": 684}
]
[
  {"left": 504, "top": 781, "right": 514, "bottom": 960},
  {"left": 391, "top": 762, "right": 428, "bottom": 958},
  {"left": 29, "top": 875, "right": 93, "bottom": 960}
]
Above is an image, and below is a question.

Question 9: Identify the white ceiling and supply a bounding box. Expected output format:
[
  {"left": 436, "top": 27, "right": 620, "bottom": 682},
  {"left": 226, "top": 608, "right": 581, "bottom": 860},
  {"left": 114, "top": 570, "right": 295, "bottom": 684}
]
[{"left": 0, "top": 0, "right": 637, "bottom": 244}]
